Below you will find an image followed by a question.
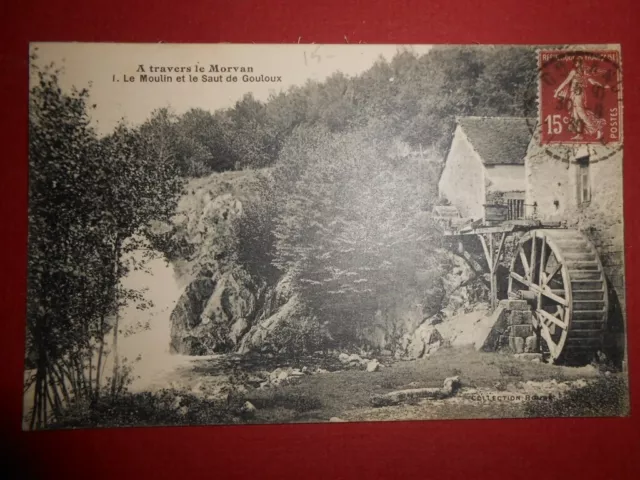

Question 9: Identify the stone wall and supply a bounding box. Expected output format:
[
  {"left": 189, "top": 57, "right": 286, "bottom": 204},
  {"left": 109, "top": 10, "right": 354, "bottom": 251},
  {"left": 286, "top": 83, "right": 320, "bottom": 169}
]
[
  {"left": 525, "top": 144, "right": 625, "bottom": 311},
  {"left": 495, "top": 300, "right": 538, "bottom": 354},
  {"left": 525, "top": 140, "right": 626, "bottom": 365}
]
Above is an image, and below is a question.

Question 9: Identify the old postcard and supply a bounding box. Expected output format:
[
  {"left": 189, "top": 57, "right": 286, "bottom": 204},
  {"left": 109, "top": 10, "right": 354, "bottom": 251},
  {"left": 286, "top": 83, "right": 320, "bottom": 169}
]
[{"left": 25, "top": 43, "right": 628, "bottom": 429}]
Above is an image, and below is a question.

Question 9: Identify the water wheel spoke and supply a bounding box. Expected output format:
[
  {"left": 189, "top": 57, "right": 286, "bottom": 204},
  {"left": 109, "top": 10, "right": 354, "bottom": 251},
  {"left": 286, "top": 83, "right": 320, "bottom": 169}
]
[
  {"left": 540, "top": 287, "right": 568, "bottom": 306},
  {"left": 529, "top": 236, "right": 537, "bottom": 282},
  {"left": 539, "top": 236, "right": 547, "bottom": 282},
  {"left": 511, "top": 271, "right": 567, "bottom": 306},
  {"left": 539, "top": 321, "right": 559, "bottom": 357},
  {"left": 537, "top": 308, "right": 567, "bottom": 330},
  {"left": 543, "top": 262, "right": 562, "bottom": 287},
  {"left": 519, "top": 251, "right": 530, "bottom": 278},
  {"left": 510, "top": 271, "right": 531, "bottom": 287}
]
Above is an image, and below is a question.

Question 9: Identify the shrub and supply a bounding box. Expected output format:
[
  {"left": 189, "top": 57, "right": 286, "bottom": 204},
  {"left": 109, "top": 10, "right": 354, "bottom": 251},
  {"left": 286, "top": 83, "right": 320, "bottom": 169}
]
[
  {"left": 50, "top": 390, "right": 237, "bottom": 429},
  {"left": 268, "top": 315, "right": 333, "bottom": 358},
  {"left": 524, "top": 375, "right": 629, "bottom": 418}
]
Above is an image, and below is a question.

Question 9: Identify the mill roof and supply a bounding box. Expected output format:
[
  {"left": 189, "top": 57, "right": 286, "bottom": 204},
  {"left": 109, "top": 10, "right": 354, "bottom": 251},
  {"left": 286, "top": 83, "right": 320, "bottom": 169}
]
[{"left": 456, "top": 116, "right": 535, "bottom": 166}]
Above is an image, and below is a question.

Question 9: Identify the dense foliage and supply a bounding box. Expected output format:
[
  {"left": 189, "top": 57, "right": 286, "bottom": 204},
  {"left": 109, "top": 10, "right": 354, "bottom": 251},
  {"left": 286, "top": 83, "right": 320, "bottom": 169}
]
[
  {"left": 524, "top": 375, "right": 628, "bottom": 418},
  {"left": 267, "top": 126, "right": 444, "bottom": 337},
  {"left": 137, "top": 46, "right": 537, "bottom": 176}
]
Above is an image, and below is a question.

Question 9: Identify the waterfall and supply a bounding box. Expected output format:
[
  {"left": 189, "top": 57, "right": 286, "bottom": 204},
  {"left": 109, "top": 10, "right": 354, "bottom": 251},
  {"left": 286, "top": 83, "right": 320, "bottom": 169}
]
[{"left": 116, "top": 252, "right": 188, "bottom": 391}]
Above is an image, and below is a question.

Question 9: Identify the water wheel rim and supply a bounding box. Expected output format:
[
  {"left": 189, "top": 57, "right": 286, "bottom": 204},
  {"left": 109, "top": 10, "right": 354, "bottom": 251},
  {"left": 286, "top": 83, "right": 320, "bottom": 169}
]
[
  {"left": 508, "top": 230, "right": 574, "bottom": 361},
  {"left": 509, "top": 229, "right": 609, "bottom": 363}
]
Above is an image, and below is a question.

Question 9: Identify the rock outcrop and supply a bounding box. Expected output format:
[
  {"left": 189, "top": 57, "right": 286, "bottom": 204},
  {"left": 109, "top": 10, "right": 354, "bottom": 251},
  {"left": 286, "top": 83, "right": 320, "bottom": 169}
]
[
  {"left": 170, "top": 267, "right": 266, "bottom": 355},
  {"left": 237, "top": 293, "right": 303, "bottom": 354},
  {"left": 169, "top": 277, "right": 217, "bottom": 355}
]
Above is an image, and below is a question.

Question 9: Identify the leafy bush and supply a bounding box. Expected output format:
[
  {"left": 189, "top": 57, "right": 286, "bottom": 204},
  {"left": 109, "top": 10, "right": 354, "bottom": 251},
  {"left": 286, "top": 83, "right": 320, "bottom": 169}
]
[
  {"left": 268, "top": 315, "right": 333, "bottom": 358},
  {"left": 231, "top": 176, "right": 280, "bottom": 283},
  {"left": 524, "top": 376, "right": 629, "bottom": 418},
  {"left": 50, "top": 390, "right": 237, "bottom": 429}
]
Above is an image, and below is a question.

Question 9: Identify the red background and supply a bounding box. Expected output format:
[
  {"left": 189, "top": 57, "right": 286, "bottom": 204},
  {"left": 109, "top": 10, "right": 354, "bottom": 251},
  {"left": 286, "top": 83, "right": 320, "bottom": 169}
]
[{"left": 1, "top": 1, "right": 639, "bottom": 478}]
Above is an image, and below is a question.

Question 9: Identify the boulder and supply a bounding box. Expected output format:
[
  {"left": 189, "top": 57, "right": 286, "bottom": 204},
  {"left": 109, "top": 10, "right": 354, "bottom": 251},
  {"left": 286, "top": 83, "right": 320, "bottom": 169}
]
[
  {"left": 239, "top": 401, "right": 257, "bottom": 418},
  {"left": 442, "top": 376, "right": 462, "bottom": 396},
  {"left": 524, "top": 335, "right": 539, "bottom": 353},
  {"left": 418, "top": 306, "right": 493, "bottom": 351},
  {"left": 177, "top": 406, "right": 189, "bottom": 417},
  {"left": 269, "top": 367, "right": 293, "bottom": 386},
  {"left": 347, "top": 353, "right": 364, "bottom": 364},
  {"left": 472, "top": 305, "right": 509, "bottom": 351},
  {"left": 169, "top": 268, "right": 263, "bottom": 355},
  {"left": 171, "top": 395, "right": 183, "bottom": 410},
  {"left": 169, "top": 277, "right": 216, "bottom": 354},
  {"left": 366, "top": 359, "right": 380, "bottom": 372},
  {"left": 400, "top": 324, "right": 444, "bottom": 359},
  {"left": 514, "top": 353, "right": 543, "bottom": 362},
  {"left": 237, "top": 294, "right": 304, "bottom": 354}
]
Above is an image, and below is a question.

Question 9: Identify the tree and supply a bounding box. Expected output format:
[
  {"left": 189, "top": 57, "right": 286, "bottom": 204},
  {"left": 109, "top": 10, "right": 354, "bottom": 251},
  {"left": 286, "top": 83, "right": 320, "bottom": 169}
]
[
  {"left": 227, "top": 93, "right": 279, "bottom": 169},
  {"left": 97, "top": 123, "right": 184, "bottom": 395},
  {"left": 27, "top": 60, "right": 184, "bottom": 428},
  {"left": 270, "top": 125, "right": 444, "bottom": 342}
]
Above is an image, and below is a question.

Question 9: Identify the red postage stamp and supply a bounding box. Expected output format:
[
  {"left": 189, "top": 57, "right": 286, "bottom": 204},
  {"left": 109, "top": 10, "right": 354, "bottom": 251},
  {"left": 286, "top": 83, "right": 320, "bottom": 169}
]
[{"left": 538, "top": 49, "right": 622, "bottom": 145}]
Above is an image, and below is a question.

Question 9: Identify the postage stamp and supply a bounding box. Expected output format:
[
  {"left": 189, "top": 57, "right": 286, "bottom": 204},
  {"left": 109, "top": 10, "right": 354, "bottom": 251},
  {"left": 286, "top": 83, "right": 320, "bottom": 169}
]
[{"left": 538, "top": 49, "right": 622, "bottom": 145}]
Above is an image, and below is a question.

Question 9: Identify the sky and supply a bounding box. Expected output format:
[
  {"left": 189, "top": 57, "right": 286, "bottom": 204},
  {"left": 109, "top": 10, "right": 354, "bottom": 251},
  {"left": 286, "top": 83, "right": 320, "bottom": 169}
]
[{"left": 32, "top": 43, "right": 433, "bottom": 135}]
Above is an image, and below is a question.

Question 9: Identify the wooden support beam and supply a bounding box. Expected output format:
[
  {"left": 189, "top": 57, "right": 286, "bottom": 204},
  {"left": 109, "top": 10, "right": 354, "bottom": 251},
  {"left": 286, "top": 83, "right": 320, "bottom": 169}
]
[
  {"left": 539, "top": 235, "right": 547, "bottom": 282},
  {"left": 489, "top": 234, "right": 496, "bottom": 310},
  {"left": 492, "top": 232, "right": 507, "bottom": 272},
  {"left": 478, "top": 235, "right": 491, "bottom": 270}
]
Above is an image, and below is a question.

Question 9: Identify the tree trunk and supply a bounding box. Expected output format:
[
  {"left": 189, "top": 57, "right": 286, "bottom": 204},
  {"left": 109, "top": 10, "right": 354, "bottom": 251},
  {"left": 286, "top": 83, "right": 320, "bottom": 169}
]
[
  {"left": 30, "top": 317, "right": 49, "bottom": 429},
  {"left": 29, "top": 374, "right": 40, "bottom": 430},
  {"left": 110, "top": 311, "right": 120, "bottom": 397},
  {"left": 95, "top": 315, "right": 106, "bottom": 398},
  {"left": 110, "top": 241, "right": 122, "bottom": 397},
  {"left": 51, "top": 363, "right": 71, "bottom": 406}
]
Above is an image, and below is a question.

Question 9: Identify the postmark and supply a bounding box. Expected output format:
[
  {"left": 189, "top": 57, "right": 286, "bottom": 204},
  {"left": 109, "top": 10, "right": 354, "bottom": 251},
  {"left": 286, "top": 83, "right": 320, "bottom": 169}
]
[{"left": 538, "top": 49, "right": 622, "bottom": 145}]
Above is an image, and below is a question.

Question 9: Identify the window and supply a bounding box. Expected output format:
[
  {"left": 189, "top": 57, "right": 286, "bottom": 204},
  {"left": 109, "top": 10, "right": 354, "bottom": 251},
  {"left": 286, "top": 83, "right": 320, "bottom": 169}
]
[
  {"left": 507, "top": 198, "right": 525, "bottom": 220},
  {"left": 577, "top": 156, "right": 591, "bottom": 205}
]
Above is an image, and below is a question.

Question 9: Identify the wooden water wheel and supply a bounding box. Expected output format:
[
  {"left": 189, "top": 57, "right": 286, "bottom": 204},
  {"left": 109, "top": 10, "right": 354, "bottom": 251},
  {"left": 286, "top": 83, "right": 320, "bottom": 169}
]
[{"left": 508, "top": 229, "right": 608, "bottom": 364}]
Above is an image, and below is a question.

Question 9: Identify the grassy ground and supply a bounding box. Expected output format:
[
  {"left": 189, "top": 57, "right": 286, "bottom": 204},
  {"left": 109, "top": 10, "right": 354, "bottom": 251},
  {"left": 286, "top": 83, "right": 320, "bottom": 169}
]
[
  {"left": 231, "top": 347, "right": 621, "bottom": 423},
  {"left": 50, "top": 347, "right": 628, "bottom": 429}
]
